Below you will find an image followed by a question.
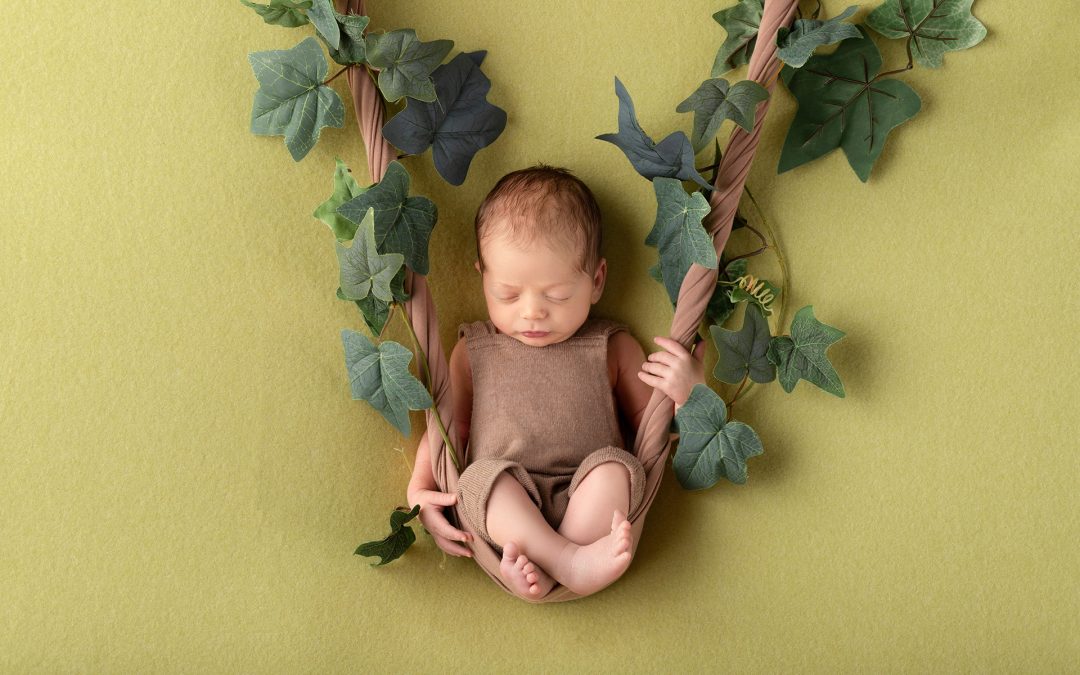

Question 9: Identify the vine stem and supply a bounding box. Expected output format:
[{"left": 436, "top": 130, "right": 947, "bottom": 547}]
[
  {"left": 323, "top": 66, "right": 349, "bottom": 86},
  {"left": 712, "top": 184, "right": 788, "bottom": 411},
  {"left": 389, "top": 302, "right": 462, "bottom": 472}
]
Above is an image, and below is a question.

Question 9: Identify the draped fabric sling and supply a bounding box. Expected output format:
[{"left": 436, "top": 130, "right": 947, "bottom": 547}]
[{"left": 339, "top": 0, "right": 800, "bottom": 602}]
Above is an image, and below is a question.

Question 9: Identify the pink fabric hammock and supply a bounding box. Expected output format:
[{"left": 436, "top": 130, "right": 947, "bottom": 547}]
[{"left": 342, "top": 0, "right": 799, "bottom": 602}]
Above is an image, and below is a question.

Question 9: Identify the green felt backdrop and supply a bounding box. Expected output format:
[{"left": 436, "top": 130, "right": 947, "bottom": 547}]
[{"left": 2, "top": 1, "right": 1077, "bottom": 671}]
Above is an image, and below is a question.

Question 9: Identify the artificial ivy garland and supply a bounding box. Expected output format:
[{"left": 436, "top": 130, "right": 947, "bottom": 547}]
[{"left": 242, "top": 0, "right": 987, "bottom": 565}]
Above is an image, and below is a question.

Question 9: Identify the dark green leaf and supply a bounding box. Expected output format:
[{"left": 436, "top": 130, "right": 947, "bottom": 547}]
[
  {"left": 676, "top": 77, "right": 769, "bottom": 152},
  {"left": 645, "top": 177, "right": 717, "bottom": 304},
  {"left": 711, "top": 0, "right": 764, "bottom": 76},
  {"left": 240, "top": 0, "right": 311, "bottom": 28},
  {"left": 336, "top": 160, "right": 437, "bottom": 275},
  {"left": 673, "top": 384, "right": 764, "bottom": 488},
  {"left": 777, "top": 26, "right": 921, "bottom": 182},
  {"left": 355, "top": 504, "right": 420, "bottom": 566},
  {"left": 365, "top": 29, "right": 453, "bottom": 102},
  {"left": 866, "top": 0, "right": 987, "bottom": 68},
  {"left": 335, "top": 207, "right": 405, "bottom": 303},
  {"left": 596, "top": 77, "right": 712, "bottom": 191},
  {"left": 248, "top": 37, "right": 345, "bottom": 161},
  {"left": 766, "top": 305, "right": 845, "bottom": 397},
  {"left": 383, "top": 51, "right": 507, "bottom": 186},
  {"left": 313, "top": 157, "right": 369, "bottom": 242},
  {"left": 710, "top": 303, "right": 775, "bottom": 384},
  {"left": 706, "top": 258, "right": 749, "bottom": 326},
  {"left": 341, "top": 330, "right": 433, "bottom": 436},
  {"left": 776, "top": 4, "right": 861, "bottom": 68}
]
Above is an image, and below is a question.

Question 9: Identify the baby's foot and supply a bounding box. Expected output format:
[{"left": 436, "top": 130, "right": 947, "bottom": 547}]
[
  {"left": 500, "top": 540, "right": 557, "bottom": 600},
  {"left": 558, "top": 509, "right": 634, "bottom": 596}
]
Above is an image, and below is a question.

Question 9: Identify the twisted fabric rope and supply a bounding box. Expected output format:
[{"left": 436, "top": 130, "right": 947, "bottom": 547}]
[{"left": 341, "top": 0, "right": 798, "bottom": 602}]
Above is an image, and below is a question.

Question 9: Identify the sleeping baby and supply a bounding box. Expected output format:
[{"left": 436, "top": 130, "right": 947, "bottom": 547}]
[{"left": 407, "top": 165, "right": 705, "bottom": 600}]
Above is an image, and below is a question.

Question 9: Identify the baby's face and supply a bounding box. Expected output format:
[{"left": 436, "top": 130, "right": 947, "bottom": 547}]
[{"left": 475, "top": 229, "right": 606, "bottom": 347}]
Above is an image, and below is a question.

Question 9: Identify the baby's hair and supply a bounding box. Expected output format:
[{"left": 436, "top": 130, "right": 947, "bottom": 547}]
[{"left": 474, "top": 164, "right": 602, "bottom": 277}]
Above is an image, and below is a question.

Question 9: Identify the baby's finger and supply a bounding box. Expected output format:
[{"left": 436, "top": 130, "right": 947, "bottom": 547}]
[
  {"left": 647, "top": 350, "right": 677, "bottom": 366},
  {"left": 434, "top": 533, "right": 473, "bottom": 557},
  {"left": 427, "top": 511, "right": 475, "bottom": 544},
  {"left": 654, "top": 336, "right": 690, "bottom": 356},
  {"left": 637, "top": 370, "right": 664, "bottom": 386}
]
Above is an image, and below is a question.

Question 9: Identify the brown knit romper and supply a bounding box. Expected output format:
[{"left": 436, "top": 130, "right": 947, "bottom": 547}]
[{"left": 455, "top": 316, "right": 647, "bottom": 552}]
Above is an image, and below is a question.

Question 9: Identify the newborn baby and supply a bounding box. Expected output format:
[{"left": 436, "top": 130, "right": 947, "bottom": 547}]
[{"left": 407, "top": 165, "right": 704, "bottom": 600}]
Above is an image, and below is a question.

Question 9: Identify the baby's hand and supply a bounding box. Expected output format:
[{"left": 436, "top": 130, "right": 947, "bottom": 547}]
[
  {"left": 637, "top": 336, "right": 706, "bottom": 408},
  {"left": 409, "top": 488, "right": 474, "bottom": 558}
]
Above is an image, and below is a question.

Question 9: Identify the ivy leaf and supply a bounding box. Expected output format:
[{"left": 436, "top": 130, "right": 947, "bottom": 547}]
[
  {"left": 341, "top": 330, "right": 433, "bottom": 436},
  {"left": 355, "top": 504, "right": 420, "bottom": 566},
  {"left": 866, "top": 0, "right": 987, "bottom": 69},
  {"left": 645, "top": 178, "right": 717, "bottom": 304},
  {"left": 706, "top": 257, "right": 749, "bottom": 326},
  {"left": 337, "top": 160, "right": 437, "bottom": 275},
  {"left": 383, "top": 51, "right": 507, "bottom": 186},
  {"left": 710, "top": 303, "right": 775, "bottom": 385},
  {"left": 335, "top": 207, "right": 405, "bottom": 303},
  {"left": 776, "top": 4, "right": 861, "bottom": 68},
  {"left": 711, "top": 0, "right": 764, "bottom": 76},
  {"left": 673, "top": 383, "right": 764, "bottom": 488},
  {"left": 306, "top": 0, "right": 339, "bottom": 49},
  {"left": 676, "top": 78, "right": 769, "bottom": 152},
  {"left": 766, "top": 305, "right": 845, "bottom": 397},
  {"left": 337, "top": 281, "right": 404, "bottom": 337},
  {"left": 596, "top": 77, "right": 712, "bottom": 191},
  {"left": 313, "top": 157, "right": 369, "bottom": 242},
  {"left": 777, "top": 25, "right": 921, "bottom": 182},
  {"left": 365, "top": 29, "right": 454, "bottom": 103},
  {"left": 240, "top": 0, "right": 312, "bottom": 28},
  {"left": 248, "top": 36, "right": 345, "bottom": 161},
  {"left": 319, "top": 10, "right": 370, "bottom": 66}
]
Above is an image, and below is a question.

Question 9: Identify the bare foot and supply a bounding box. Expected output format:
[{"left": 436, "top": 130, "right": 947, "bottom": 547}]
[
  {"left": 500, "top": 540, "right": 557, "bottom": 600},
  {"left": 557, "top": 509, "right": 634, "bottom": 595}
]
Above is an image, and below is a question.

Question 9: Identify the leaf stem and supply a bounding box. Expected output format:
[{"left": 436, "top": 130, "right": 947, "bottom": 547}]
[
  {"left": 391, "top": 302, "right": 462, "bottom": 472},
  {"left": 324, "top": 66, "right": 349, "bottom": 86}
]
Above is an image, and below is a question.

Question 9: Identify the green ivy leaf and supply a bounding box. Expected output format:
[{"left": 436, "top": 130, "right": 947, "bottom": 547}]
[
  {"left": 364, "top": 29, "right": 454, "bottom": 103},
  {"left": 341, "top": 330, "right": 433, "bottom": 436},
  {"left": 866, "top": 0, "right": 987, "bottom": 69},
  {"left": 382, "top": 51, "right": 507, "bottom": 186},
  {"left": 336, "top": 160, "right": 437, "bottom": 275},
  {"left": 596, "top": 77, "right": 712, "bottom": 191},
  {"left": 673, "top": 383, "right": 764, "bottom": 488},
  {"left": 645, "top": 177, "right": 717, "bottom": 305},
  {"left": 313, "top": 157, "right": 369, "bottom": 241},
  {"left": 355, "top": 504, "right": 420, "bottom": 566},
  {"left": 711, "top": 0, "right": 764, "bottom": 76},
  {"left": 306, "top": 0, "right": 339, "bottom": 49},
  {"left": 777, "top": 26, "right": 921, "bottom": 182},
  {"left": 676, "top": 78, "right": 769, "bottom": 152},
  {"left": 248, "top": 36, "right": 345, "bottom": 161},
  {"left": 776, "top": 4, "right": 861, "bottom": 68},
  {"left": 706, "top": 257, "right": 749, "bottom": 326},
  {"left": 335, "top": 207, "right": 405, "bottom": 303},
  {"left": 710, "top": 303, "right": 775, "bottom": 385},
  {"left": 766, "top": 305, "right": 845, "bottom": 397},
  {"left": 337, "top": 284, "right": 403, "bottom": 337},
  {"left": 318, "top": 10, "right": 370, "bottom": 66},
  {"left": 240, "top": 0, "right": 312, "bottom": 28}
]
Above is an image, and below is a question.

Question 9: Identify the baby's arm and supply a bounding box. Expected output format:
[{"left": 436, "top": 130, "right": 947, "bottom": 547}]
[{"left": 406, "top": 337, "right": 474, "bottom": 557}]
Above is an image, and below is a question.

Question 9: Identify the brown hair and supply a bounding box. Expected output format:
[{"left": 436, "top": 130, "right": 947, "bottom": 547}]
[{"left": 474, "top": 165, "right": 602, "bottom": 277}]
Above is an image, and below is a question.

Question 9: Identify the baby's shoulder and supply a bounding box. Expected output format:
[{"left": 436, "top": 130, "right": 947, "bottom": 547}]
[{"left": 449, "top": 335, "right": 472, "bottom": 391}]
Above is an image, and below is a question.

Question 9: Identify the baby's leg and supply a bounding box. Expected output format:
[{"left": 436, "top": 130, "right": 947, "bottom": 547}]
[
  {"left": 486, "top": 471, "right": 634, "bottom": 598},
  {"left": 557, "top": 462, "right": 631, "bottom": 545}
]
